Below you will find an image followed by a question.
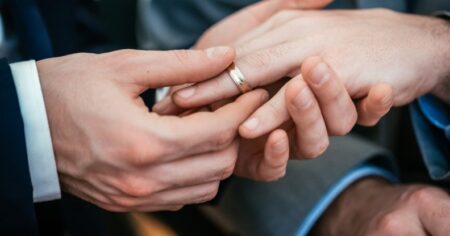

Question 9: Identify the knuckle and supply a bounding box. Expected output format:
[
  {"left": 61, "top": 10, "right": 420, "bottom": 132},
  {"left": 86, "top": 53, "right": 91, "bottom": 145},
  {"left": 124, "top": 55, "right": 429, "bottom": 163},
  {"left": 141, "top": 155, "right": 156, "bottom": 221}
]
[
  {"left": 124, "top": 136, "right": 168, "bottom": 166},
  {"left": 376, "top": 212, "right": 404, "bottom": 234},
  {"left": 211, "top": 129, "right": 235, "bottom": 150},
  {"left": 300, "top": 141, "right": 329, "bottom": 159},
  {"left": 171, "top": 50, "right": 193, "bottom": 68},
  {"left": 117, "top": 175, "right": 158, "bottom": 198},
  {"left": 266, "top": 101, "right": 285, "bottom": 117},
  {"left": 407, "top": 187, "right": 437, "bottom": 206},
  {"left": 240, "top": 50, "right": 273, "bottom": 69}
]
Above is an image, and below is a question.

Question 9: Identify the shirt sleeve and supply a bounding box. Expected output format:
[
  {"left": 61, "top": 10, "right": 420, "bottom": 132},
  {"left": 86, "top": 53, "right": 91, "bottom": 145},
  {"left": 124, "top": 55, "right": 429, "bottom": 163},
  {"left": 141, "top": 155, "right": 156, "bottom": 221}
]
[
  {"left": 410, "top": 95, "right": 450, "bottom": 181},
  {"left": 10, "top": 60, "right": 61, "bottom": 202},
  {"left": 417, "top": 95, "right": 450, "bottom": 140},
  {"left": 296, "top": 164, "right": 399, "bottom": 236}
]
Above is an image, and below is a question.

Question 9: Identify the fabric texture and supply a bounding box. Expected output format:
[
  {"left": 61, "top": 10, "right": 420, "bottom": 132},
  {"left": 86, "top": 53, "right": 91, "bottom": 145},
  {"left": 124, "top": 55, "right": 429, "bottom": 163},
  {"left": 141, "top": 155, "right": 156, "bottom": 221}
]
[
  {"left": 0, "top": 58, "right": 37, "bottom": 235},
  {"left": 208, "top": 136, "right": 397, "bottom": 236},
  {"left": 10, "top": 60, "right": 60, "bottom": 202}
]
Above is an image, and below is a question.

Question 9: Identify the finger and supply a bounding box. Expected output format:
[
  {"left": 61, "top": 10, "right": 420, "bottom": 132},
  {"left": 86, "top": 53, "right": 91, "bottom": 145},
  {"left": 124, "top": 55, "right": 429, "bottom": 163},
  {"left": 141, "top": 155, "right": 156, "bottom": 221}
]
[
  {"left": 150, "top": 140, "right": 238, "bottom": 189},
  {"left": 173, "top": 41, "right": 314, "bottom": 108},
  {"left": 104, "top": 47, "right": 235, "bottom": 95},
  {"left": 417, "top": 190, "right": 450, "bottom": 235},
  {"left": 285, "top": 75, "right": 329, "bottom": 159},
  {"left": 156, "top": 89, "right": 269, "bottom": 161},
  {"left": 356, "top": 84, "right": 394, "bottom": 126},
  {"left": 195, "top": 0, "right": 332, "bottom": 49},
  {"left": 239, "top": 85, "right": 289, "bottom": 139},
  {"left": 260, "top": 129, "right": 289, "bottom": 181},
  {"left": 302, "top": 57, "right": 357, "bottom": 136},
  {"left": 134, "top": 181, "right": 221, "bottom": 208}
]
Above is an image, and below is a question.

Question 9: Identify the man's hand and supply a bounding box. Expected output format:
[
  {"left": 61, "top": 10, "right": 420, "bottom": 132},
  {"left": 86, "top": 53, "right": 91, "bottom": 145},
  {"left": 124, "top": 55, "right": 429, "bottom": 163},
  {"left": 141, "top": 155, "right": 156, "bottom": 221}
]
[
  {"left": 158, "top": 9, "right": 450, "bottom": 161},
  {"left": 172, "top": 9, "right": 450, "bottom": 108},
  {"left": 37, "top": 47, "right": 268, "bottom": 212},
  {"left": 312, "top": 178, "right": 450, "bottom": 235}
]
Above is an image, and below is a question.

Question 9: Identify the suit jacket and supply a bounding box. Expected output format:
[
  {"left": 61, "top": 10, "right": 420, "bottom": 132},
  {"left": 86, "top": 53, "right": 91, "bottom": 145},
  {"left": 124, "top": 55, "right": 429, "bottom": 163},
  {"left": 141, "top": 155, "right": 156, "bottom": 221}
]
[
  {"left": 0, "top": 1, "right": 141, "bottom": 235},
  {"left": 0, "top": 59, "right": 37, "bottom": 235}
]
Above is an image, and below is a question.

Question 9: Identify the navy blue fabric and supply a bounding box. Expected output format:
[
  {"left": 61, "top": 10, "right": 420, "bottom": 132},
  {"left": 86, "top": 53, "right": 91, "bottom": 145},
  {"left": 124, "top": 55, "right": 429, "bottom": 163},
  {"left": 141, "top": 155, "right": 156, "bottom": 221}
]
[
  {"left": 0, "top": 59, "right": 38, "bottom": 235},
  {"left": 35, "top": 0, "right": 77, "bottom": 56},
  {"left": 9, "top": 0, "right": 53, "bottom": 60},
  {"left": 3, "top": 1, "right": 123, "bottom": 235},
  {"left": 411, "top": 101, "right": 450, "bottom": 181}
]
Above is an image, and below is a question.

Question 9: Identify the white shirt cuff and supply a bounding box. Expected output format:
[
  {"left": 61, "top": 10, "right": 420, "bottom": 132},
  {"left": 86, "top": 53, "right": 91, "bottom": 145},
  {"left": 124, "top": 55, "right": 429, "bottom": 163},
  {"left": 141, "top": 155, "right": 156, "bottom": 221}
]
[{"left": 10, "top": 60, "right": 61, "bottom": 202}]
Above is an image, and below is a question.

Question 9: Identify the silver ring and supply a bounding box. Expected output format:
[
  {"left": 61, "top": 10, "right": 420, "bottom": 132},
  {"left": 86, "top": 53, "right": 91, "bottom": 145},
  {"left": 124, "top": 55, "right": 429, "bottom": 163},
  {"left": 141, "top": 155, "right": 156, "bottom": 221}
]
[{"left": 226, "top": 62, "right": 252, "bottom": 93}]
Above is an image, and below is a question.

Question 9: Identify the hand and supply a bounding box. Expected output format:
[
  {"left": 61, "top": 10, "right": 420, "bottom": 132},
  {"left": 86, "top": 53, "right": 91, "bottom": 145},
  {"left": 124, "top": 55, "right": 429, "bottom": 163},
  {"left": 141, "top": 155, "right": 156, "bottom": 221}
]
[
  {"left": 312, "top": 178, "right": 450, "bottom": 235},
  {"left": 153, "top": 0, "right": 335, "bottom": 181},
  {"left": 160, "top": 9, "right": 450, "bottom": 159},
  {"left": 173, "top": 9, "right": 450, "bottom": 107},
  {"left": 37, "top": 47, "right": 268, "bottom": 212}
]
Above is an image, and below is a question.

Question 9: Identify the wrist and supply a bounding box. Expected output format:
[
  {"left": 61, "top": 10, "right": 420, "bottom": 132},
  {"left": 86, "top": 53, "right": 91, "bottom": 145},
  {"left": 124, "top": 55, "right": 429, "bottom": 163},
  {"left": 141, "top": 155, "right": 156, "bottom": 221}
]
[
  {"left": 312, "top": 177, "right": 392, "bottom": 236},
  {"left": 429, "top": 16, "right": 450, "bottom": 103}
]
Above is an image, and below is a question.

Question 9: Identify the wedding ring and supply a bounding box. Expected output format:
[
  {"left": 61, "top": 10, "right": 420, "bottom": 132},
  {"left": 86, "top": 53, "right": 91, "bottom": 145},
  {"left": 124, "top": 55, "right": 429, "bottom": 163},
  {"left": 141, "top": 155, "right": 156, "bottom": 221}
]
[{"left": 227, "top": 62, "right": 252, "bottom": 93}]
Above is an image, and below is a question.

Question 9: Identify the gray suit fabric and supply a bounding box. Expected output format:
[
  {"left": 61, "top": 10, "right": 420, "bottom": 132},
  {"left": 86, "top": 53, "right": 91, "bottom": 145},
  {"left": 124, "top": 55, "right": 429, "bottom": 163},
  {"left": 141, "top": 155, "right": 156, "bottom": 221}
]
[{"left": 208, "top": 136, "right": 396, "bottom": 236}]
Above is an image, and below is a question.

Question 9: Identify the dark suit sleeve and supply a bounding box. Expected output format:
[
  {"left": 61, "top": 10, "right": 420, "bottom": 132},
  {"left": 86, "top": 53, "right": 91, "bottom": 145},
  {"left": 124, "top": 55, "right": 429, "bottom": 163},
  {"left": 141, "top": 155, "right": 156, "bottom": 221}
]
[{"left": 0, "top": 58, "right": 38, "bottom": 235}]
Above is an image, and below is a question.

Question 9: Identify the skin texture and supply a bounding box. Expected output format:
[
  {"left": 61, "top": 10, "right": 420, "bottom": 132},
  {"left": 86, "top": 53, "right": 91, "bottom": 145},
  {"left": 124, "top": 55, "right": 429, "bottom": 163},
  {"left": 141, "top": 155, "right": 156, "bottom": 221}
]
[
  {"left": 154, "top": 0, "right": 336, "bottom": 181},
  {"left": 152, "top": 2, "right": 450, "bottom": 233},
  {"left": 37, "top": 47, "right": 270, "bottom": 212},
  {"left": 312, "top": 178, "right": 450, "bottom": 236},
  {"left": 156, "top": 8, "right": 450, "bottom": 162}
]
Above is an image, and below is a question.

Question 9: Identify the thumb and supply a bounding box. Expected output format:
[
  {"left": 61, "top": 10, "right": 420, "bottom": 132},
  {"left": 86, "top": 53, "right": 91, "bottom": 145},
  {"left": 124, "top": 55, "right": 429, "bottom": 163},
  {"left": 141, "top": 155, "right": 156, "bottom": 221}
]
[
  {"left": 195, "top": 0, "right": 333, "bottom": 49},
  {"left": 110, "top": 47, "right": 235, "bottom": 95}
]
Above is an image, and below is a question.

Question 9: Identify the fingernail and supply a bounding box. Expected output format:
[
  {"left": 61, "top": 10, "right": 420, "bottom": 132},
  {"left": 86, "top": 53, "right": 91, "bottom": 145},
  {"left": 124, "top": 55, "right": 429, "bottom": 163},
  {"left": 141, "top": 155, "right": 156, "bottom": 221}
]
[
  {"left": 293, "top": 87, "right": 313, "bottom": 109},
  {"left": 206, "top": 46, "right": 230, "bottom": 59},
  {"left": 243, "top": 117, "right": 259, "bottom": 130},
  {"left": 310, "top": 62, "right": 330, "bottom": 86},
  {"left": 176, "top": 86, "right": 196, "bottom": 99},
  {"left": 272, "top": 139, "right": 287, "bottom": 154}
]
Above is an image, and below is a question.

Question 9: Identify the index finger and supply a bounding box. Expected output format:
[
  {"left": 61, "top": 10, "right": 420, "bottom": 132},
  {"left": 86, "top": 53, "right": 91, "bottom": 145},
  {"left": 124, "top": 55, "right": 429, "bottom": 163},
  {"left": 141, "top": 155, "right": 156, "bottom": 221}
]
[
  {"left": 172, "top": 41, "right": 314, "bottom": 109},
  {"left": 159, "top": 89, "right": 269, "bottom": 160}
]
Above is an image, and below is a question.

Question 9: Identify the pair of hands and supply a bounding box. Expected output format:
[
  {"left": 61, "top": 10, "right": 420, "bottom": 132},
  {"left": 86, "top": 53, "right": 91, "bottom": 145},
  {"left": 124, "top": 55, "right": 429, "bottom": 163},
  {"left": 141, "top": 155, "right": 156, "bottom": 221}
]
[
  {"left": 36, "top": 0, "right": 330, "bottom": 211},
  {"left": 154, "top": 0, "right": 450, "bottom": 181}
]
